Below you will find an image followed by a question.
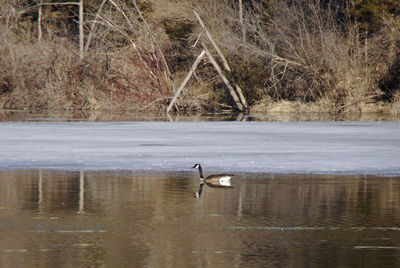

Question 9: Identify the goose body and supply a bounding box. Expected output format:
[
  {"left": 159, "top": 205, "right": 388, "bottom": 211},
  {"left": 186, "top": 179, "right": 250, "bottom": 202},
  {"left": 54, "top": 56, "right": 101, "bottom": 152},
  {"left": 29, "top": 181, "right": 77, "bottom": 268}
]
[{"left": 192, "top": 163, "right": 232, "bottom": 185}]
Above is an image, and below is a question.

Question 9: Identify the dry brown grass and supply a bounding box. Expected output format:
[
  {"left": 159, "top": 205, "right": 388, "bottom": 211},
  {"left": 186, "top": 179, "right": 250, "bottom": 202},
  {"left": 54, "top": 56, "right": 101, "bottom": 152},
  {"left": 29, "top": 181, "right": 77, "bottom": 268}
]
[
  {"left": 0, "top": 35, "right": 169, "bottom": 110},
  {"left": 0, "top": 0, "right": 172, "bottom": 111},
  {"left": 390, "top": 91, "right": 400, "bottom": 114},
  {"left": 182, "top": 0, "right": 400, "bottom": 113},
  {"left": 1, "top": 0, "right": 400, "bottom": 113}
]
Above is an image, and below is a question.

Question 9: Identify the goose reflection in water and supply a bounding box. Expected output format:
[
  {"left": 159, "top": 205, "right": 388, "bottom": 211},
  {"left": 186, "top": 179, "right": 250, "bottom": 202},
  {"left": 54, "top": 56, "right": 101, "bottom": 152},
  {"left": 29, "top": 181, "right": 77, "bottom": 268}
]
[{"left": 194, "top": 181, "right": 234, "bottom": 198}]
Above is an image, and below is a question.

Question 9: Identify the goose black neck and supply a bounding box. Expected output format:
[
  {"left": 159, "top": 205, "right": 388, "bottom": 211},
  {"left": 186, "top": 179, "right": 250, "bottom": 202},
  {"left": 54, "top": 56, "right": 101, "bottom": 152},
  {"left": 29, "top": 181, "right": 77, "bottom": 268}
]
[{"left": 198, "top": 165, "right": 204, "bottom": 178}]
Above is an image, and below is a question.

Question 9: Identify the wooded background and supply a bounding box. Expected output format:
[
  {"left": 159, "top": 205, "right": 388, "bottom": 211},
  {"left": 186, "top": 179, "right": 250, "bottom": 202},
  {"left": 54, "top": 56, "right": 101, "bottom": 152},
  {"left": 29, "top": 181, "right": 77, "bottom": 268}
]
[{"left": 1, "top": 0, "right": 400, "bottom": 113}]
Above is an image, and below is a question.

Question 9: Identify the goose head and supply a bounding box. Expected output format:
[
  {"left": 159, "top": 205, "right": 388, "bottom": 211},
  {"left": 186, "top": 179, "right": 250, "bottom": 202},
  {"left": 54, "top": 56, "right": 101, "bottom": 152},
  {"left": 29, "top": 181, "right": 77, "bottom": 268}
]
[{"left": 192, "top": 163, "right": 201, "bottom": 169}]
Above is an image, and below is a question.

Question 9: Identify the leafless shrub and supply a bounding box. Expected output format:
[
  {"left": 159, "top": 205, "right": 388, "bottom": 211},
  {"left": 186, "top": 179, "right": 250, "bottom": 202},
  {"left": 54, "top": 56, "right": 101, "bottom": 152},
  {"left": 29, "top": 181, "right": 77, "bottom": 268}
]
[
  {"left": 193, "top": 0, "right": 400, "bottom": 112},
  {"left": 0, "top": 0, "right": 172, "bottom": 111},
  {"left": 2, "top": 0, "right": 399, "bottom": 113}
]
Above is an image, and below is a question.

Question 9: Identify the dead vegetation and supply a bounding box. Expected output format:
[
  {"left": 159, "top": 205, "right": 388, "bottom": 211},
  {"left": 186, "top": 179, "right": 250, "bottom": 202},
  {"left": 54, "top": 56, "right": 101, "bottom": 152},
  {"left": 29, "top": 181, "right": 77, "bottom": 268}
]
[
  {"left": 0, "top": 0, "right": 172, "bottom": 111},
  {"left": 1, "top": 0, "right": 400, "bottom": 114},
  {"left": 188, "top": 0, "right": 400, "bottom": 114}
]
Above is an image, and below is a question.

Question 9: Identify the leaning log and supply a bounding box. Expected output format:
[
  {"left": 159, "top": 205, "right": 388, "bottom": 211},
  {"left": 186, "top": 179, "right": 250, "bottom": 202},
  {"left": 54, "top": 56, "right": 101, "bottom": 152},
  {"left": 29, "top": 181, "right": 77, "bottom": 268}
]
[
  {"left": 193, "top": 11, "right": 231, "bottom": 72},
  {"left": 166, "top": 50, "right": 206, "bottom": 113},
  {"left": 202, "top": 45, "right": 244, "bottom": 111}
]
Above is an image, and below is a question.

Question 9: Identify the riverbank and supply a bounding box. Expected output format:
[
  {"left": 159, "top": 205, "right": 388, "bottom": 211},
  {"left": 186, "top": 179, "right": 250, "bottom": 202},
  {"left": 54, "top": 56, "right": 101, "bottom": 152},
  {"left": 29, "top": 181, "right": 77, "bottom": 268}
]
[
  {"left": 1, "top": 108, "right": 399, "bottom": 122},
  {"left": 1, "top": 0, "right": 400, "bottom": 114}
]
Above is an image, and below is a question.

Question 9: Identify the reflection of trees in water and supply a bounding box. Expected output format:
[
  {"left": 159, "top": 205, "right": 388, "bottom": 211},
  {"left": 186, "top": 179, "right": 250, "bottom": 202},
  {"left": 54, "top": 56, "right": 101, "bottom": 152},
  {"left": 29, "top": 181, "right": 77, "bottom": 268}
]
[
  {"left": 1, "top": 170, "right": 400, "bottom": 223},
  {"left": 1, "top": 170, "right": 400, "bottom": 267},
  {"left": 0, "top": 170, "right": 80, "bottom": 212},
  {"left": 0, "top": 170, "right": 194, "bottom": 214},
  {"left": 0, "top": 170, "right": 194, "bottom": 267},
  {"left": 234, "top": 174, "right": 400, "bottom": 225}
]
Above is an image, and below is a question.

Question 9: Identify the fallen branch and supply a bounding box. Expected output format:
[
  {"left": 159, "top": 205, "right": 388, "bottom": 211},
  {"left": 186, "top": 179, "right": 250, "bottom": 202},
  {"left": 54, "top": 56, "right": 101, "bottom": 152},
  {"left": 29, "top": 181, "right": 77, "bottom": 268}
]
[
  {"left": 235, "top": 84, "right": 248, "bottom": 109},
  {"left": 202, "top": 44, "right": 244, "bottom": 111},
  {"left": 194, "top": 10, "right": 231, "bottom": 72},
  {"left": 139, "top": 97, "right": 173, "bottom": 111},
  {"left": 166, "top": 50, "right": 206, "bottom": 113},
  {"left": 336, "top": 92, "right": 385, "bottom": 113}
]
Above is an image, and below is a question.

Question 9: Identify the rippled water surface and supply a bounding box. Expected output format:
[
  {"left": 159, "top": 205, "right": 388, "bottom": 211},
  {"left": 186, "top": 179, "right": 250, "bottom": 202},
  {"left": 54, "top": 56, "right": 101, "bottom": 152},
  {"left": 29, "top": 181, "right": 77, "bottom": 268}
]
[{"left": 1, "top": 170, "right": 400, "bottom": 267}]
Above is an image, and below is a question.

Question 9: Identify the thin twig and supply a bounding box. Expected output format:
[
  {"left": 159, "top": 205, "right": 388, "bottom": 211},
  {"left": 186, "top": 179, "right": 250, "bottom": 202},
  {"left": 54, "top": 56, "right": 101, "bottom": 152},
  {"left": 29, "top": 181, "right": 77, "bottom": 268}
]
[
  {"left": 132, "top": 0, "right": 173, "bottom": 81},
  {"left": 84, "top": 0, "right": 107, "bottom": 54},
  {"left": 139, "top": 97, "right": 173, "bottom": 110}
]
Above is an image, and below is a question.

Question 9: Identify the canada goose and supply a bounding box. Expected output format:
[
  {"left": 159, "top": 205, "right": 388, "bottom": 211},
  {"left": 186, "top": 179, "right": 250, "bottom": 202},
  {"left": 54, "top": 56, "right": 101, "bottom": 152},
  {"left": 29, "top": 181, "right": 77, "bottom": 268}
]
[{"left": 192, "top": 163, "right": 232, "bottom": 186}]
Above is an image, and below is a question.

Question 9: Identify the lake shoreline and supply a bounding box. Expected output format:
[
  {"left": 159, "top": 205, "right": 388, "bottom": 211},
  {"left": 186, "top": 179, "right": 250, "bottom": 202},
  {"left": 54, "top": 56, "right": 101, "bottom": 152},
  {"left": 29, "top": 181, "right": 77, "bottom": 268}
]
[{"left": 1, "top": 108, "right": 400, "bottom": 123}]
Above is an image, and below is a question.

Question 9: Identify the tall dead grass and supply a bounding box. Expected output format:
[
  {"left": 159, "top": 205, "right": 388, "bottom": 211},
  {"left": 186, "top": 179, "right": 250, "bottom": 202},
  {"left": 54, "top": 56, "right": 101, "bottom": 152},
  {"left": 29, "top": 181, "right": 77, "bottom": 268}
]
[
  {"left": 0, "top": 0, "right": 172, "bottom": 111},
  {"left": 1, "top": 0, "right": 400, "bottom": 113},
  {"left": 192, "top": 0, "right": 400, "bottom": 113}
]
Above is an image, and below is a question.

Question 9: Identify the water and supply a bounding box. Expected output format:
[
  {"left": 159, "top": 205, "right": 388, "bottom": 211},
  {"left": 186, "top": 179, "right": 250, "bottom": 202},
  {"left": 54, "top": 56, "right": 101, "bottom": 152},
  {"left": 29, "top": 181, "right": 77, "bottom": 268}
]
[
  {"left": 1, "top": 109, "right": 399, "bottom": 267},
  {"left": 1, "top": 170, "right": 400, "bottom": 267}
]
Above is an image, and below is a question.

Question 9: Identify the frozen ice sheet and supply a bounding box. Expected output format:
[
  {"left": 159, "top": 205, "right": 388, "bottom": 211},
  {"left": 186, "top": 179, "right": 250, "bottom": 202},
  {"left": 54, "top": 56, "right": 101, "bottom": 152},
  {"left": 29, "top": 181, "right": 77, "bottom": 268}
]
[{"left": 0, "top": 121, "right": 399, "bottom": 175}]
